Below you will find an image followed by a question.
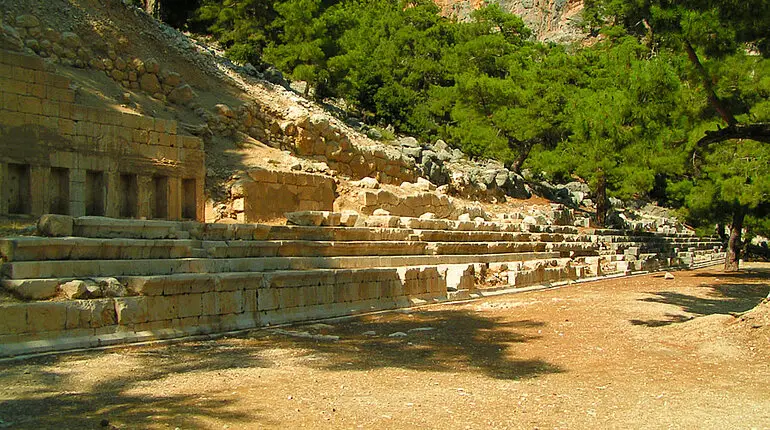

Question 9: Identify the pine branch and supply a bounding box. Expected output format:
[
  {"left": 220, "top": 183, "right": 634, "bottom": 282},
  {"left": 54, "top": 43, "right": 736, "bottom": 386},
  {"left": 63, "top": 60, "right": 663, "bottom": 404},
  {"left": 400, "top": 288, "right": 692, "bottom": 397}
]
[{"left": 697, "top": 123, "right": 770, "bottom": 146}]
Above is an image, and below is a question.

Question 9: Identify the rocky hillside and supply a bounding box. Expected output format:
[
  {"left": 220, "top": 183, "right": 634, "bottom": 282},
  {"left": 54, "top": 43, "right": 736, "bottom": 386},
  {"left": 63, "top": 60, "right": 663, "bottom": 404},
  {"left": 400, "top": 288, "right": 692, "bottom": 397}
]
[{"left": 434, "top": 0, "right": 585, "bottom": 43}]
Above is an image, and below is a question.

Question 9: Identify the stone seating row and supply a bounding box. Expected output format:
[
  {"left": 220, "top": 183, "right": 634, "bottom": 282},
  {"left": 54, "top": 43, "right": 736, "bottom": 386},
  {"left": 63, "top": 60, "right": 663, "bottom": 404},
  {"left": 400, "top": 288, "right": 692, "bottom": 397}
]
[
  {"left": 52, "top": 214, "right": 586, "bottom": 240},
  {"left": 1, "top": 252, "right": 561, "bottom": 282},
  {"left": 0, "top": 214, "right": 727, "bottom": 358}
]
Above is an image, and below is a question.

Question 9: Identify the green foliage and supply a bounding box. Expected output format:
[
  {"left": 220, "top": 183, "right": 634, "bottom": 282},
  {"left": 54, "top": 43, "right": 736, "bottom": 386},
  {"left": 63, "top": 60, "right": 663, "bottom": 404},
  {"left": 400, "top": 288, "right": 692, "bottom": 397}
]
[
  {"left": 194, "top": 0, "right": 278, "bottom": 64},
  {"left": 188, "top": 0, "right": 769, "bottom": 233},
  {"left": 531, "top": 37, "right": 689, "bottom": 206}
]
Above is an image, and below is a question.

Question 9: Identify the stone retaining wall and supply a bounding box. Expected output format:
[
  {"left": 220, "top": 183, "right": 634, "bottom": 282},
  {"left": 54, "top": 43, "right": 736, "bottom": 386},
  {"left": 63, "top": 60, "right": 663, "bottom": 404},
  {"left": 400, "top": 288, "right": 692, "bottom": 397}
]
[
  {"left": 0, "top": 49, "right": 205, "bottom": 220},
  {"left": 229, "top": 168, "right": 337, "bottom": 222},
  {"left": 0, "top": 215, "right": 725, "bottom": 357}
]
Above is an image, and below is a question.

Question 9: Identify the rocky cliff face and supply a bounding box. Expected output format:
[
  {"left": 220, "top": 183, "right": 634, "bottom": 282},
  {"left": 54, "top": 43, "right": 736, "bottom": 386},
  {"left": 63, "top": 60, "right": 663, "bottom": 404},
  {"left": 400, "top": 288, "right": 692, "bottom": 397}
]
[{"left": 434, "top": 0, "right": 585, "bottom": 44}]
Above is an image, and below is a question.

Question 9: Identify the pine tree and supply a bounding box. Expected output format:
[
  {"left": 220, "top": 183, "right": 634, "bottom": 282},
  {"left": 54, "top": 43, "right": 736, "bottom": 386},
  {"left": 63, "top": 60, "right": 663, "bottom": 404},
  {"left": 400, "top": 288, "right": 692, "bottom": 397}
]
[{"left": 584, "top": 0, "right": 770, "bottom": 269}]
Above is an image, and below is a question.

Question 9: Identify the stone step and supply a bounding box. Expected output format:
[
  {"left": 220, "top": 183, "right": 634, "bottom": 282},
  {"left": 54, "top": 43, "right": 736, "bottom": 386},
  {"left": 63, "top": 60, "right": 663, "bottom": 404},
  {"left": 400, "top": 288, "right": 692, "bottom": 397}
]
[
  {"left": 426, "top": 242, "right": 547, "bottom": 255},
  {"left": 201, "top": 240, "right": 427, "bottom": 258},
  {"left": 609, "top": 241, "right": 721, "bottom": 252},
  {"left": 74, "top": 216, "right": 191, "bottom": 239},
  {"left": 1, "top": 252, "right": 560, "bottom": 279},
  {"left": 414, "top": 230, "right": 592, "bottom": 243},
  {"left": 0, "top": 237, "right": 198, "bottom": 262}
]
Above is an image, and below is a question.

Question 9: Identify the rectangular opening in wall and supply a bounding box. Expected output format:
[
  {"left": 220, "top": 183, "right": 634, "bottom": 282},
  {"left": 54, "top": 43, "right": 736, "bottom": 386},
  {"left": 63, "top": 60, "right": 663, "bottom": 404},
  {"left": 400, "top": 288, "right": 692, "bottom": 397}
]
[
  {"left": 151, "top": 175, "right": 168, "bottom": 219},
  {"left": 49, "top": 167, "right": 69, "bottom": 215},
  {"left": 85, "top": 170, "right": 105, "bottom": 216},
  {"left": 7, "top": 163, "right": 31, "bottom": 214},
  {"left": 119, "top": 174, "right": 138, "bottom": 218},
  {"left": 182, "top": 178, "right": 197, "bottom": 220}
]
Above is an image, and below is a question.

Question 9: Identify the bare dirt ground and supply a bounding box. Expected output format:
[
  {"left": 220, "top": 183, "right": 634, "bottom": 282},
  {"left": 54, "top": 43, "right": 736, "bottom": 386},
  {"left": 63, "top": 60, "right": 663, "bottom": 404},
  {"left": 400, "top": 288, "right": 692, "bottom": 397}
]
[{"left": 1, "top": 264, "right": 769, "bottom": 430}]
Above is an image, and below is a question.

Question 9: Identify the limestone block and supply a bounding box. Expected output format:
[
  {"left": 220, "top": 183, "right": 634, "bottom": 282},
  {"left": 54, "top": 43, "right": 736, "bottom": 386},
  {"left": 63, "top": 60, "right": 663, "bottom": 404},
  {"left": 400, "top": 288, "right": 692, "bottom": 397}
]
[
  {"left": 0, "top": 305, "right": 27, "bottom": 335},
  {"left": 0, "top": 279, "right": 59, "bottom": 300},
  {"left": 144, "top": 295, "right": 177, "bottom": 322},
  {"left": 339, "top": 211, "right": 359, "bottom": 227},
  {"left": 217, "top": 290, "right": 243, "bottom": 314},
  {"left": 36, "top": 214, "right": 73, "bottom": 237},
  {"left": 26, "top": 301, "right": 68, "bottom": 333},
  {"left": 365, "top": 216, "right": 400, "bottom": 228},
  {"left": 114, "top": 296, "right": 149, "bottom": 325},
  {"left": 218, "top": 273, "right": 263, "bottom": 291},
  {"left": 201, "top": 292, "right": 219, "bottom": 316},
  {"left": 176, "top": 293, "right": 203, "bottom": 318},
  {"left": 65, "top": 298, "right": 116, "bottom": 330},
  {"left": 243, "top": 289, "right": 258, "bottom": 313},
  {"left": 286, "top": 211, "right": 324, "bottom": 226},
  {"left": 320, "top": 211, "right": 341, "bottom": 227},
  {"left": 60, "top": 280, "right": 90, "bottom": 299},
  {"left": 279, "top": 287, "right": 302, "bottom": 309},
  {"left": 257, "top": 287, "right": 280, "bottom": 311}
]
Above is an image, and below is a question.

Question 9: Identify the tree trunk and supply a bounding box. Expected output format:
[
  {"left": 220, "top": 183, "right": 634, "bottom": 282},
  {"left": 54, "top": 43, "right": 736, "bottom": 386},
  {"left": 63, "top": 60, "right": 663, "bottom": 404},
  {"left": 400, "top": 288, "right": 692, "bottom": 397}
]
[
  {"left": 724, "top": 207, "right": 746, "bottom": 272},
  {"left": 683, "top": 40, "right": 737, "bottom": 126},
  {"left": 595, "top": 174, "right": 608, "bottom": 227},
  {"left": 509, "top": 140, "right": 533, "bottom": 174}
]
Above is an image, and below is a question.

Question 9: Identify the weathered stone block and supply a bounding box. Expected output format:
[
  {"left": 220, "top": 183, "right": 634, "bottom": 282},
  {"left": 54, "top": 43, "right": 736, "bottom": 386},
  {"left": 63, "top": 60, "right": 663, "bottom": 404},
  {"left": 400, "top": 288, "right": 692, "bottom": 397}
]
[
  {"left": 257, "top": 287, "right": 280, "bottom": 311},
  {"left": 0, "top": 279, "right": 59, "bottom": 300},
  {"left": 145, "top": 295, "right": 177, "bottom": 322},
  {"left": 218, "top": 290, "right": 243, "bottom": 314},
  {"left": 286, "top": 211, "right": 324, "bottom": 226},
  {"left": 26, "top": 301, "right": 68, "bottom": 333},
  {"left": 0, "top": 305, "right": 27, "bottom": 335},
  {"left": 176, "top": 293, "right": 203, "bottom": 318},
  {"left": 114, "top": 297, "right": 148, "bottom": 325}
]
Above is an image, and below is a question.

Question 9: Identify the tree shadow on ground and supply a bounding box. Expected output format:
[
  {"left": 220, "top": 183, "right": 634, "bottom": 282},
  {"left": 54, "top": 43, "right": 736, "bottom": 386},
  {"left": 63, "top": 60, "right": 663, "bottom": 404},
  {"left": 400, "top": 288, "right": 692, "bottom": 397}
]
[
  {"left": 252, "top": 309, "right": 561, "bottom": 381},
  {"left": 0, "top": 310, "right": 560, "bottom": 428},
  {"left": 0, "top": 343, "right": 274, "bottom": 429},
  {"left": 630, "top": 270, "right": 770, "bottom": 327}
]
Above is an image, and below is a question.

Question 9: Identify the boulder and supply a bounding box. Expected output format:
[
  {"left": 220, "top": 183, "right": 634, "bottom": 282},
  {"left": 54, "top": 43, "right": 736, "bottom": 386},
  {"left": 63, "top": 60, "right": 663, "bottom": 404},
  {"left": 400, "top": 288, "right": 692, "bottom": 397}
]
[
  {"left": 402, "top": 146, "right": 422, "bottom": 159},
  {"left": 60, "top": 280, "right": 89, "bottom": 299},
  {"left": 564, "top": 181, "right": 590, "bottom": 194},
  {"left": 139, "top": 73, "right": 162, "bottom": 94},
  {"left": 366, "top": 128, "right": 383, "bottom": 140},
  {"left": 60, "top": 32, "right": 81, "bottom": 49},
  {"left": 95, "top": 277, "right": 127, "bottom": 298},
  {"left": 434, "top": 139, "right": 450, "bottom": 152},
  {"left": 1, "top": 24, "right": 24, "bottom": 51},
  {"left": 373, "top": 208, "right": 390, "bottom": 216},
  {"left": 37, "top": 214, "right": 74, "bottom": 237},
  {"left": 144, "top": 58, "right": 161, "bottom": 74},
  {"left": 161, "top": 70, "right": 182, "bottom": 87},
  {"left": 167, "top": 84, "right": 195, "bottom": 104},
  {"left": 399, "top": 137, "right": 420, "bottom": 147},
  {"left": 353, "top": 177, "right": 380, "bottom": 189}
]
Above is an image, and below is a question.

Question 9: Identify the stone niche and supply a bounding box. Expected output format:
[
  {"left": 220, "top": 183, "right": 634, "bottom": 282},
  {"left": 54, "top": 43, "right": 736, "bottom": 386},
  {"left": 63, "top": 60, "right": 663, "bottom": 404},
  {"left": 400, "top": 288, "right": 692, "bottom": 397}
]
[
  {"left": 230, "top": 168, "right": 337, "bottom": 223},
  {"left": 0, "top": 49, "right": 205, "bottom": 221}
]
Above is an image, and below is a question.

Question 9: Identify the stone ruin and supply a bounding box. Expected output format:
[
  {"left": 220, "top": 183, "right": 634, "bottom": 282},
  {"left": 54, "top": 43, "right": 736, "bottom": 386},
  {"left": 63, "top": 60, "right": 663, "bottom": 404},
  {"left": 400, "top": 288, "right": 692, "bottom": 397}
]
[
  {"left": 0, "top": 19, "right": 726, "bottom": 357},
  {"left": 0, "top": 49, "right": 205, "bottom": 221}
]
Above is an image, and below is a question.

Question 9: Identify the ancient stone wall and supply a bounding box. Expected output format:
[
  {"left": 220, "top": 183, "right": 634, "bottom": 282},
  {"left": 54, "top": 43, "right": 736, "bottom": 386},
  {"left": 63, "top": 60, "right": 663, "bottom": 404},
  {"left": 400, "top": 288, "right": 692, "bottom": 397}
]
[
  {"left": 0, "top": 49, "right": 205, "bottom": 220},
  {"left": 229, "top": 168, "right": 337, "bottom": 222},
  {"left": 0, "top": 214, "right": 725, "bottom": 357}
]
